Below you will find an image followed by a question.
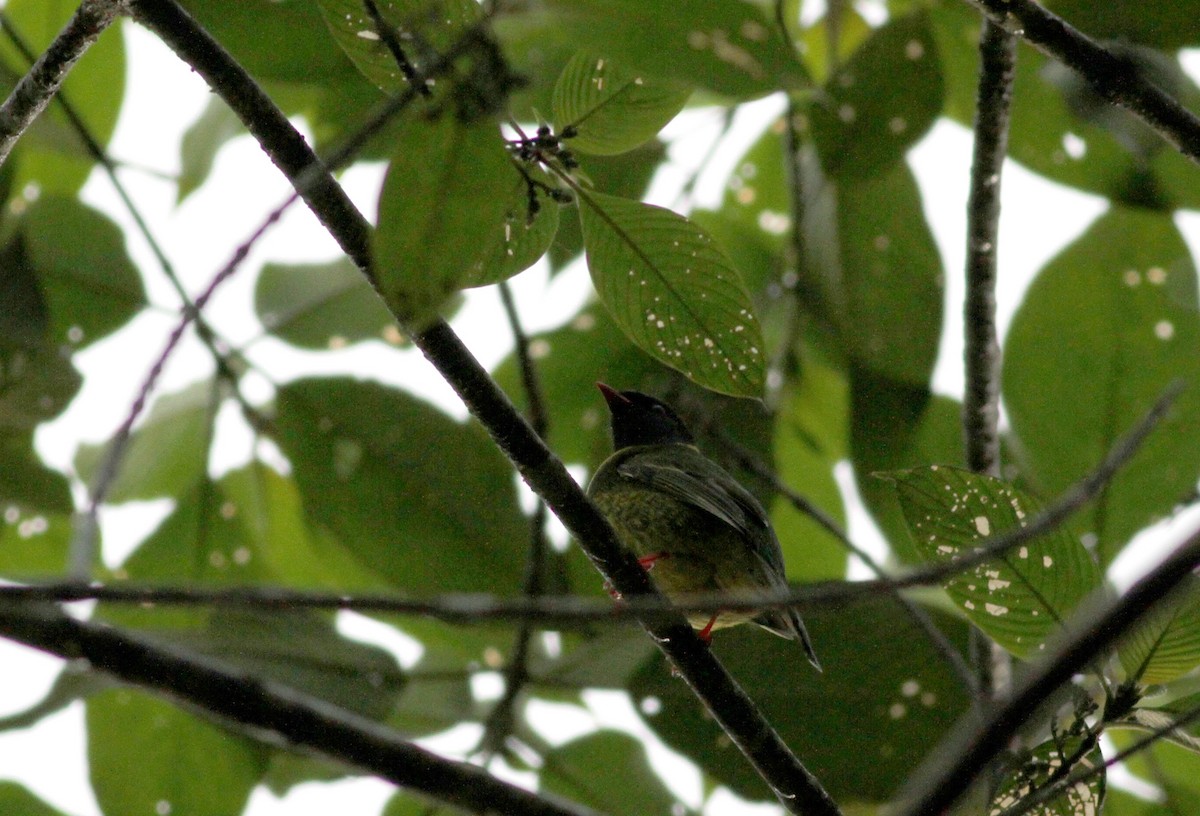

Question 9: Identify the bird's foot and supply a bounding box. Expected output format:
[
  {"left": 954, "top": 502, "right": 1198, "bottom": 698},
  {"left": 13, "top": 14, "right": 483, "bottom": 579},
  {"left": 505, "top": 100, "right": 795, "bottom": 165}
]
[{"left": 638, "top": 552, "right": 667, "bottom": 571}]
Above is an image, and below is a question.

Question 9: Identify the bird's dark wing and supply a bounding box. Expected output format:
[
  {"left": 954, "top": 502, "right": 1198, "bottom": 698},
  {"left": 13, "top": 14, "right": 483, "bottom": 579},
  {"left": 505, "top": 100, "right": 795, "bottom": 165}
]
[{"left": 615, "top": 447, "right": 771, "bottom": 539}]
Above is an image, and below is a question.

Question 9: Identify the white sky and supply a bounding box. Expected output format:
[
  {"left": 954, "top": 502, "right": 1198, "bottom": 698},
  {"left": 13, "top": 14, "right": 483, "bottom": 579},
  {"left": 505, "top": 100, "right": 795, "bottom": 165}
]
[{"left": 4, "top": 15, "right": 1200, "bottom": 816}]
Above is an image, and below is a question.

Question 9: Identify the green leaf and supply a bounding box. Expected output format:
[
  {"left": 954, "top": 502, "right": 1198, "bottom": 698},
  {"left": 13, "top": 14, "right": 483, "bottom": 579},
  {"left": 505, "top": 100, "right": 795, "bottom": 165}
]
[
  {"left": 0, "top": 661, "right": 114, "bottom": 732},
  {"left": 74, "top": 381, "right": 215, "bottom": 503},
  {"left": 462, "top": 167, "right": 561, "bottom": 288},
  {"left": 542, "top": 0, "right": 809, "bottom": 98},
  {"left": 0, "top": 235, "right": 48, "bottom": 347},
  {"left": 809, "top": 11, "right": 943, "bottom": 179},
  {"left": 173, "top": 609, "right": 406, "bottom": 720},
  {"left": 630, "top": 596, "right": 972, "bottom": 803},
  {"left": 315, "top": 0, "right": 480, "bottom": 92},
  {"left": 177, "top": 97, "right": 244, "bottom": 203},
  {"left": 0, "top": 512, "right": 71, "bottom": 579},
  {"left": 990, "top": 737, "right": 1105, "bottom": 816},
  {"left": 374, "top": 116, "right": 514, "bottom": 326},
  {"left": 534, "top": 630, "right": 656, "bottom": 690},
  {"left": 832, "top": 162, "right": 943, "bottom": 385},
  {"left": 87, "top": 689, "right": 268, "bottom": 816},
  {"left": 890, "top": 465, "right": 1102, "bottom": 659},
  {"left": 579, "top": 190, "right": 766, "bottom": 397},
  {"left": 0, "top": 782, "right": 71, "bottom": 816},
  {"left": 1, "top": 0, "right": 124, "bottom": 194},
  {"left": 1119, "top": 575, "right": 1200, "bottom": 685},
  {"left": 542, "top": 731, "right": 680, "bottom": 815},
  {"left": 552, "top": 51, "right": 691, "bottom": 156},
  {"left": 23, "top": 196, "right": 147, "bottom": 348},
  {"left": 255, "top": 258, "right": 398, "bottom": 350},
  {"left": 0, "top": 343, "right": 82, "bottom": 431},
  {"left": 273, "top": 378, "right": 528, "bottom": 593},
  {"left": 179, "top": 0, "right": 363, "bottom": 84},
  {"left": 1003, "top": 208, "right": 1200, "bottom": 566},
  {"left": 0, "top": 432, "right": 72, "bottom": 513}
]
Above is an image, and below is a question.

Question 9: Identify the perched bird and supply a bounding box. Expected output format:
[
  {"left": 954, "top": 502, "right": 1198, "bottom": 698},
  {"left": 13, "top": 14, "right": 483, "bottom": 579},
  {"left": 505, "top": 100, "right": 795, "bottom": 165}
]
[{"left": 588, "top": 383, "right": 820, "bottom": 670}]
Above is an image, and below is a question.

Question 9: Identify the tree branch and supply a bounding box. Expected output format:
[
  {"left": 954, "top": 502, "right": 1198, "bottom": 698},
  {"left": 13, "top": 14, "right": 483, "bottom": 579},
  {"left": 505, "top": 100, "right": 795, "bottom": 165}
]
[
  {"left": 110, "top": 3, "right": 845, "bottom": 812},
  {"left": 966, "top": 0, "right": 1200, "bottom": 164},
  {"left": 962, "top": 19, "right": 1016, "bottom": 478},
  {"left": 897, "top": 520, "right": 1200, "bottom": 816},
  {"left": 0, "top": 0, "right": 122, "bottom": 168},
  {"left": 0, "top": 601, "right": 601, "bottom": 816}
]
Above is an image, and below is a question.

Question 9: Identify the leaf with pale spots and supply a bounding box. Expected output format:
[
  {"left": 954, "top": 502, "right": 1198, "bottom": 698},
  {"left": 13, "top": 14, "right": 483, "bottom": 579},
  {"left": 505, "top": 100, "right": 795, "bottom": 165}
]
[
  {"left": 314, "top": 0, "right": 480, "bottom": 93},
  {"left": 579, "top": 190, "right": 766, "bottom": 398},
  {"left": 541, "top": 0, "right": 808, "bottom": 98},
  {"left": 552, "top": 51, "right": 691, "bottom": 156},
  {"left": 889, "top": 465, "right": 1102, "bottom": 659},
  {"left": 461, "top": 165, "right": 560, "bottom": 288},
  {"left": 1004, "top": 208, "right": 1200, "bottom": 566},
  {"left": 1119, "top": 575, "right": 1200, "bottom": 685},
  {"left": 809, "top": 11, "right": 942, "bottom": 179},
  {"left": 630, "top": 595, "right": 972, "bottom": 803},
  {"left": 989, "top": 736, "right": 1105, "bottom": 816},
  {"left": 256, "top": 258, "right": 398, "bottom": 351},
  {"left": 374, "top": 116, "right": 514, "bottom": 327}
]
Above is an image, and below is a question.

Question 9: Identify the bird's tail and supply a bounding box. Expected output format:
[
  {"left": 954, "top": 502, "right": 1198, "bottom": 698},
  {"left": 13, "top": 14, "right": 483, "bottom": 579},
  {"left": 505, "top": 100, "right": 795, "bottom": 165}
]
[{"left": 758, "top": 607, "right": 822, "bottom": 672}]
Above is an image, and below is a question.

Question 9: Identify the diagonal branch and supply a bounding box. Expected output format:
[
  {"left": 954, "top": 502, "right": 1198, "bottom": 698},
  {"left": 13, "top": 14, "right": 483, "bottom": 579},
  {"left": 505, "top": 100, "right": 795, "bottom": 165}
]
[
  {"left": 966, "top": 0, "right": 1200, "bottom": 163},
  {"left": 117, "top": 2, "right": 844, "bottom": 813},
  {"left": 962, "top": 19, "right": 1016, "bottom": 478},
  {"left": 897, "top": 521, "right": 1200, "bottom": 816},
  {"left": 0, "top": 601, "right": 601, "bottom": 816},
  {"left": 0, "top": 0, "right": 122, "bottom": 168}
]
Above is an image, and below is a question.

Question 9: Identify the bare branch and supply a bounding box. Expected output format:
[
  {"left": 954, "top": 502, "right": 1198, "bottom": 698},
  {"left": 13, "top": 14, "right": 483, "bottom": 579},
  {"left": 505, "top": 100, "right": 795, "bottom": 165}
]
[
  {"left": 966, "top": 0, "right": 1200, "bottom": 164},
  {"left": 963, "top": 20, "right": 1017, "bottom": 478},
  {"left": 0, "top": 601, "right": 602, "bottom": 816},
  {"left": 0, "top": 0, "right": 122, "bottom": 168}
]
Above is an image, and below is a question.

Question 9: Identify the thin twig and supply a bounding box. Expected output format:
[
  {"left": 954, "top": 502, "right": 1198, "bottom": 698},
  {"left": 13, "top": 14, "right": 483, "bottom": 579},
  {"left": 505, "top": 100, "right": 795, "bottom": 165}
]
[
  {"left": 0, "top": 0, "right": 121, "bottom": 168},
  {"left": 0, "top": 601, "right": 601, "bottom": 816},
  {"left": 898, "top": 520, "right": 1200, "bottom": 816},
  {"left": 962, "top": 20, "right": 1016, "bottom": 478},
  {"left": 966, "top": 0, "right": 1200, "bottom": 164}
]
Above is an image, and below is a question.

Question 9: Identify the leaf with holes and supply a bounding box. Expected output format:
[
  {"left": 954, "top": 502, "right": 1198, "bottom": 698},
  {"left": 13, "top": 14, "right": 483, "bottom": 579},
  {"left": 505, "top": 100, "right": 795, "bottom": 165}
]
[
  {"left": 315, "top": 0, "right": 480, "bottom": 92},
  {"left": 374, "top": 116, "right": 513, "bottom": 327},
  {"left": 990, "top": 736, "right": 1105, "bottom": 816},
  {"left": 256, "top": 258, "right": 397, "bottom": 350},
  {"left": 579, "top": 191, "right": 765, "bottom": 398},
  {"left": 1119, "top": 575, "right": 1200, "bottom": 686},
  {"left": 890, "top": 466, "right": 1102, "bottom": 659},
  {"left": 552, "top": 52, "right": 690, "bottom": 156},
  {"left": 810, "top": 11, "right": 942, "bottom": 179}
]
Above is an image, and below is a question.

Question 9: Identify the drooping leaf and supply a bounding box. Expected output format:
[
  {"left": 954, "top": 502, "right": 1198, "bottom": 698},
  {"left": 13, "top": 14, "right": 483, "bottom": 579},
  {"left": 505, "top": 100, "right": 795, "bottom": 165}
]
[
  {"left": 23, "top": 196, "right": 147, "bottom": 348},
  {"left": 273, "top": 378, "right": 528, "bottom": 593},
  {"left": 0, "top": 343, "right": 82, "bottom": 431},
  {"left": 541, "top": 731, "right": 680, "bottom": 815},
  {"left": 374, "top": 116, "right": 514, "bottom": 326},
  {"left": 551, "top": 51, "right": 691, "bottom": 156},
  {"left": 315, "top": 0, "right": 480, "bottom": 93},
  {"left": 542, "top": 0, "right": 809, "bottom": 98},
  {"left": 87, "top": 689, "right": 268, "bottom": 816},
  {"left": 177, "top": 97, "right": 244, "bottom": 203},
  {"left": 890, "top": 465, "right": 1102, "bottom": 659},
  {"left": 631, "top": 596, "right": 972, "bottom": 803},
  {"left": 74, "top": 381, "right": 215, "bottom": 503},
  {"left": 461, "top": 165, "right": 561, "bottom": 288},
  {"left": 1119, "top": 575, "right": 1200, "bottom": 686},
  {"left": 255, "top": 258, "right": 398, "bottom": 350},
  {"left": 989, "top": 736, "right": 1105, "bottom": 816},
  {"left": 0, "top": 433, "right": 72, "bottom": 513},
  {"left": 579, "top": 190, "right": 766, "bottom": 397},
  {"left": 1003, "top": 208, "right": 1200, "bottom": 566},
  {"left": 0, "top": 661, "right": 114, "bottom": 733},
  {"left": 0, "top": 512, "right": 71, "bottom": 579},
  {"left": 809, "top": 11, "right": 943, "bottom": 179}
]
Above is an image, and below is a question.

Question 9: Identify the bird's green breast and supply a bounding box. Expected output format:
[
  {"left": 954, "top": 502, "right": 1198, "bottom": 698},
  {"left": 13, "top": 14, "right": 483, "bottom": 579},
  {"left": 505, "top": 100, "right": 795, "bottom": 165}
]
[{"left": 587, "top": 445, "right": 772, "bottom": 630}]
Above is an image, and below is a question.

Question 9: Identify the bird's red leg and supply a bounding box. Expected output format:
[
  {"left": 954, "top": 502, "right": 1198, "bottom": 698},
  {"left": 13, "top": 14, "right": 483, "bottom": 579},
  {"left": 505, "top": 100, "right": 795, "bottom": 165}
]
[
  {"left": 697, "top": 613, "right": 719, "bottom": 645},
  {"left": 638, "top": 552, "right": 667, "bottom": 570}
]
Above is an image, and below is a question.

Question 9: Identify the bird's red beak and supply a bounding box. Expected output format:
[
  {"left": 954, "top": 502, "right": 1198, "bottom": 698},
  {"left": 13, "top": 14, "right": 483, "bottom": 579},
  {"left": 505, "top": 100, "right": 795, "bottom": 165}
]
[{"left": 596, "top": 382, "right": 630, "bottom": 407}]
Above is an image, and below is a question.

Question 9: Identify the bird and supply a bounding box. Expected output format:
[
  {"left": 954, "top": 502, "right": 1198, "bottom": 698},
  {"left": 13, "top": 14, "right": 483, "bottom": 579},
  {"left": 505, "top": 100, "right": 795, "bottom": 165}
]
[{"left": 587, "top": 383, "right": 820, "bottom": 670}]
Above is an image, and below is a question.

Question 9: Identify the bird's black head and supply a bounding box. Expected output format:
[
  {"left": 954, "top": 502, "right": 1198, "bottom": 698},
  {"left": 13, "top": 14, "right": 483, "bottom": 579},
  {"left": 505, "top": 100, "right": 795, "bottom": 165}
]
[{"left": 597, "top": 383, "right": 695, "bottom": 450}]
